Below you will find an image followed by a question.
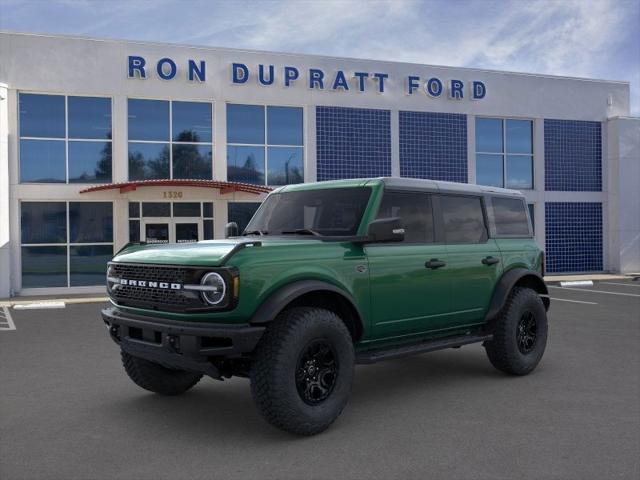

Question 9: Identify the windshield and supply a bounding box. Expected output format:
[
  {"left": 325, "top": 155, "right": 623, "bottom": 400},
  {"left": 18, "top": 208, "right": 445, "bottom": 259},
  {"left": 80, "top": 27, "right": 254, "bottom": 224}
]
[{"left": 244, "top": 187, "right": 372, "bottom": 237}]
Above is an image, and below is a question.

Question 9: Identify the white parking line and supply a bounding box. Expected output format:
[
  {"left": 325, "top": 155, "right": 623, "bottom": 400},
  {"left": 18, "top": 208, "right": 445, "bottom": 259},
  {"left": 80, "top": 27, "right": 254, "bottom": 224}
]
[
  {"left": 600, "top": 282, "right": 640, "bottom": 288},
  {"left": 548, "top": 286, "right": 640, "bottom": 297},
  {"left": 0, "top": 306, "right": 16, "bottom": 331},
  {"left": 550, "top": 298, "right": 598, "bottom": 305}
]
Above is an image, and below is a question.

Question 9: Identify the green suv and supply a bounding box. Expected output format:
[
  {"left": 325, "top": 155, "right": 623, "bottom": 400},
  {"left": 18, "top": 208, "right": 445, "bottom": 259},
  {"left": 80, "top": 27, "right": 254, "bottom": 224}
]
[{"left": 103, "top": 177, "right": 549, "bottom": 435}]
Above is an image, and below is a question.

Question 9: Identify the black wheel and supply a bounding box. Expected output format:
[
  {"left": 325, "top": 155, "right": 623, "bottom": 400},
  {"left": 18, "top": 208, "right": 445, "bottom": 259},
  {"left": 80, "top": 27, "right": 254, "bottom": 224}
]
[
  {"left": 121, "top": 350, "right": 202, "bottom": 396},
  {"left": 485, "top": 287, "right": 548, "bottom": 375},
  {"left": 250, "top": 307, "right": 355, "bottom": 435}
]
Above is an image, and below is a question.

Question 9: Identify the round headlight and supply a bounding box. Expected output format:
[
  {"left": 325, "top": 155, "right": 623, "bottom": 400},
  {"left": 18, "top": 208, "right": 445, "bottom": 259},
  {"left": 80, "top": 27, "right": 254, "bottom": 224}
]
[{"left": 200, "top": 272, "right": 226, "bottom": 305}]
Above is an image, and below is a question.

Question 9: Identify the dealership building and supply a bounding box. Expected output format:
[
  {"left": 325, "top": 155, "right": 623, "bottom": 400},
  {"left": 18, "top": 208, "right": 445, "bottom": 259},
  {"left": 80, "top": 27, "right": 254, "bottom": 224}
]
[{"left": 0, "top": 31, "right": 638, "bottom": 297}]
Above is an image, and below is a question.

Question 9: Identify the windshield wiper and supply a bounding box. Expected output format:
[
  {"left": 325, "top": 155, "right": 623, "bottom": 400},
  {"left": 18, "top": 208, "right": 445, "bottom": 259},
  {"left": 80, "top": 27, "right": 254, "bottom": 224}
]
[
  {"left": 281, "top": 228, "right": 322, "bottom": 237},
  {"left": 243, "top": 230, "right": 268, "bottom": 236}
]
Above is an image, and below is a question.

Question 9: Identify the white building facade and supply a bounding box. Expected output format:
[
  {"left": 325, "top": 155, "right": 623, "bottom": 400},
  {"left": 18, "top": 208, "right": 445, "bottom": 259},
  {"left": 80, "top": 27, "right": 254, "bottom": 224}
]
[{"left": 0, "top": 32, "right": 638, "bottom": 297}]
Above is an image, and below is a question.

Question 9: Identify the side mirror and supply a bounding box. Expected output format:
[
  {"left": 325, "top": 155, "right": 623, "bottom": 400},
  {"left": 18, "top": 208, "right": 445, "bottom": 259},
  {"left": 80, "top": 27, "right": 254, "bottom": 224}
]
[
  {"left": 225, "top": 222, "right": 239, "bottom": 238},
  {"left": 364, "top": 217, "right": 405, "bottom": 243}
]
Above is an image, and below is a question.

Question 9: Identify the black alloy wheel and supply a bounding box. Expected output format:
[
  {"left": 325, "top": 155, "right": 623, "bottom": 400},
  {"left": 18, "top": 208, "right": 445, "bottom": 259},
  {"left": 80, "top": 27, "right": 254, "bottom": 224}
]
[
  {"left": 295, "top": 339, "right": 338, "bottom": 405},
  {"left": 516, "top": 311, "right": 537, "bottom": 354}
]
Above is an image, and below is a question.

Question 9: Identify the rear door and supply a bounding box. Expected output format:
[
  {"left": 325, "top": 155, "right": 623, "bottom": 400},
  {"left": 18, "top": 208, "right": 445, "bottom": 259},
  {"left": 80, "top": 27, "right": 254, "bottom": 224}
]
[
  {"left": 438, "top": 194, "right": 502, "bottom": 326},
  {"left": 366, "top": 190, "right": 452, "bottom": 339}
]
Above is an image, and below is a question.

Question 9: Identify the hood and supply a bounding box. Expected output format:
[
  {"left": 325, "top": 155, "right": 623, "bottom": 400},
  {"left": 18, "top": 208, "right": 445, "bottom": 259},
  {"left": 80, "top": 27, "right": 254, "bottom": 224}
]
[{"left": 112, "top": 237, "right": 324, "bottom": 267}]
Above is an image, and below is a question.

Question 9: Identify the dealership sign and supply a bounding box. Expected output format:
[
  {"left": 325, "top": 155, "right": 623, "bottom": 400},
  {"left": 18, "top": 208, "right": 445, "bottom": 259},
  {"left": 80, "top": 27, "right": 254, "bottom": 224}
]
[{"left": 127, "top": 55, "right": 486, "bottom": 100}]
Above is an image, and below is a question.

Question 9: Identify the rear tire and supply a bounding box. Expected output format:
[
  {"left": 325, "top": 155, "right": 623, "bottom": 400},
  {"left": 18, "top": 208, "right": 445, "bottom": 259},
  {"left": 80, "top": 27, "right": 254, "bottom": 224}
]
[
  {"left": 121, "top": 350, "right": 202, "bottom": 395},
  {"left": 485, "top": 287, "right": 548, "bottom": 375},
  {"left": 250, "top": 307, "right": 355, "bottom": 436}
]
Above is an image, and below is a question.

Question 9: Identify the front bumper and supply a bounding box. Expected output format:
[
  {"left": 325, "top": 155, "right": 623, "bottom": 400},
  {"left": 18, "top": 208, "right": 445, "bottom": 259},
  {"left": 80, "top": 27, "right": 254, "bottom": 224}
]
[{"left": 102, "top": 307, "right": 265, "bottom": 378}]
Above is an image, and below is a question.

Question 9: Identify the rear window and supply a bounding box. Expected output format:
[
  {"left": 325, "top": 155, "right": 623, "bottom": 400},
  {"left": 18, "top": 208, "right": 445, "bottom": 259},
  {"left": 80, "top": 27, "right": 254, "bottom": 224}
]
[
  {"left": 490, "top": 196, "right": 531, "bottom": 236},
  {"left": 440, "top": 195, "right": 488, "bottom": 244}
]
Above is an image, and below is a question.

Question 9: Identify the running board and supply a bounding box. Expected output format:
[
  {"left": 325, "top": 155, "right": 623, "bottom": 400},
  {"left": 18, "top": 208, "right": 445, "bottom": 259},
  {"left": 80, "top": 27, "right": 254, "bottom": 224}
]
[{"left": 355, "top": 333, "right": 493, "bottom": 364}]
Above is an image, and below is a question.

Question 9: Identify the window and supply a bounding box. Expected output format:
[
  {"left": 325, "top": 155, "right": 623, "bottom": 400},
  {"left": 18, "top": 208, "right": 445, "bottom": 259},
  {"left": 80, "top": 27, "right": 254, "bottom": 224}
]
[
  {"left": 489, "top": 196, "right": 531, "bottom": 237},
  {"left": 128, "top": 201, "right": 215, "bottom": 241},
  {"left": 19, "top": 93, "right": 112, "bottom": 184},
  {"left": 376, "top": 192, "right": 434, "bottom": 243},
  {"left": 21, "top": 202, "right": 113, "bottom": 288},
  {"left": 440, "top": 195, "right": 487, "bottom": 244},
  {"left": 476, "top": 118, "right": 533, "bottom": 189},
  {"left": 528, "top": 204, "right": 535, "bottom": 233},
  {"left": 229, "top": 202, "right": 262, "bottom": 234},
  {"left": 128, "top": 99, "right": 213, "bottom": 180},
  {"left": 227, "top": 104, "right": 304, "bottom": 186}
]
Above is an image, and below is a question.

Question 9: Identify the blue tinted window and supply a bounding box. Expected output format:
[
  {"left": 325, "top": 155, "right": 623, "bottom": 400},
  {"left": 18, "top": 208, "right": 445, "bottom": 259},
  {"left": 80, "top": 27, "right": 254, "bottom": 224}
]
[
  {"left": 68, "top": 141, "right": 112, "bottom": 183},
  {"left": 227, "top": 104, "right": 264, "bottom": 144},
  {"left": 128, "top": 142, "right": 170, "bottom": 180},
  {"left": 476, "top": 154, "right": 503, "bottom": 187},
  {"left": 128, "top": 99, "right": 169, "bottom": 141},
  {"left": 70, "top": 245, "right": 113, "bottom": 286},
  {"left": 21, "top": 246, "right": 68, "bottom": 288},
  {"left": 69, "top": 202, "right": 113, "bottom": 243},
  {"left": 476, "top": 118, "right": 503, "bottom": 153},
  {"left": 267, "top": 147, "right": 303, "bottom": 185},
  {"left": 267, "top": 106, "right": 303, "bottom": 145},
  {"left": 172, "top": 144, "right": 212, "bottom": 179},
  {"left": 506, "top": 120, "right": 532, "bottom": 154},
  {"left": 228, "top": 203, "right": 261, "bottom": 233},
  {"left": 68, "top": 96, "right": 112, "bottom": 139},
  {"left": 506, "top": 155, "right": 533, "bottom": 189},
  {"left": 21, "top": 202, "right": 67, "bottom": 244},
  {"left": 227, "top": 145, "right": 265, "bottom": 184},
  {"left": 172, "top": 102, "right": 212, "bottom": 143},
  {"left": 20, "top": 139, "right": 65, "bottom": 183},
  {"left": 19, "top": 93, "right": 65, "bottom": 138}
]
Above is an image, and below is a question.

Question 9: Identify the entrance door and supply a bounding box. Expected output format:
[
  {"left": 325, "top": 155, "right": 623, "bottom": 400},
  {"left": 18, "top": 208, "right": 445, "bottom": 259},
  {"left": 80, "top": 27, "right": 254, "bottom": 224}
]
[
  {"left": 141, "top": 218, "right": 202, "bottom": 243},
  {"left": 174, "top": 219, "right": 202, "bottom": 243},
  {"left": 142, "top": 219, "right": 170, "bottom": 244}
]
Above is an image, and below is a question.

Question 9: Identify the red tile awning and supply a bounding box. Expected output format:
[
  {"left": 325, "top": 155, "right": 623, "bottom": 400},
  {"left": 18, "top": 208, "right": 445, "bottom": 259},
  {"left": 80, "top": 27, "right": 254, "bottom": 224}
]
[{"left": 79, "top": 179, "right": 273, "bottom": 195}]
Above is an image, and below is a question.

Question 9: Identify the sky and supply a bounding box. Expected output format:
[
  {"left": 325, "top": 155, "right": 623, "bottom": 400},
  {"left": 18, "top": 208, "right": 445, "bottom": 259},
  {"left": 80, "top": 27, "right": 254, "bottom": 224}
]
[{"left": 1, "top": 0, "right": 639, "bottom": 114}]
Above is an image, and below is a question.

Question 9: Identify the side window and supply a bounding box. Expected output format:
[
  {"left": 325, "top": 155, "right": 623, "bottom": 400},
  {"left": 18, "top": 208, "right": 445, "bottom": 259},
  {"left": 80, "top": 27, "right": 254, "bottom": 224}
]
[
  {"left": 440, "top": 195, "right": 488, "bottom": 243},
  {"left": 376, "top": 191, "right": 434, "bottom": 243},
  {"left": 491, "top": 197, "right": 531, "bottom": 236}
]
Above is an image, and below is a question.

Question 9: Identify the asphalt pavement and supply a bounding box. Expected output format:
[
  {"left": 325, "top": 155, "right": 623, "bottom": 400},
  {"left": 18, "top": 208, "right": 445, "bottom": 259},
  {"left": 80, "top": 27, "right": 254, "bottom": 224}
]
[{"left": 1, "top": 280, "right": 639, "bottom": 480}]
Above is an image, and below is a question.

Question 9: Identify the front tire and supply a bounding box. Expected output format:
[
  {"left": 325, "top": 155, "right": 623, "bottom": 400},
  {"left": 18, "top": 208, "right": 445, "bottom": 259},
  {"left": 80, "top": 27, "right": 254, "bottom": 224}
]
[
  {"left": 250, "top": 307, "right": 355, "bottom": 435},
  {"left": 485, "top": 287, "right": 548, "bottom": 375},
  {"left": 121, "top": 351, "right": 202, "bottom": 395}
]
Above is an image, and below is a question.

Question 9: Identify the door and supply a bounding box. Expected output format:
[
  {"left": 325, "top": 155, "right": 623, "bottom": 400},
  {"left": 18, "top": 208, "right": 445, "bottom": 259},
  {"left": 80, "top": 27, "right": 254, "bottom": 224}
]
[
  {"left": 174, "top": 219, "right": 202, "bottom": 243},
  {"left": 439, "top": 194, "right": 503, "bottom": 326},
  {"left": 141, "top": 218, "right": 202, "bottom": 243},
  {"left": 142, "top": 219, "right": 170, "bottom": 244},
  {"left": 366, "top": 191, "right": 452, "bottom": 340}
]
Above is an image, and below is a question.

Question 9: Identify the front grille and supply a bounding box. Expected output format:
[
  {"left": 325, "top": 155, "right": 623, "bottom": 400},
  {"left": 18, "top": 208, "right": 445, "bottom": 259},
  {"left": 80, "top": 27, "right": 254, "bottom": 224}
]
[{"left": 108, "top": 263, "right": 206, "bottom": 312}]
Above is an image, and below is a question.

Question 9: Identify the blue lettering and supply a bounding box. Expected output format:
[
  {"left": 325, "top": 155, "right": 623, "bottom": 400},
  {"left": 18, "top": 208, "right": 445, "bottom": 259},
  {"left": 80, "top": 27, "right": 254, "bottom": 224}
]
[
  {"left": 353, "top": 72, "right": 368, "bottom": 92},
  {"left": 373, "top": 73, "right": 388, "bottom": 93},
  {"left": 407, "top": 75, "right": 420, "bottom": 95},
  {"left": 188, "top": 60, "right": 205, "bottom": 82},
  {"left": 473, "top": 81, "right": 486, "bottom": 99},
  {"left": 332, "top": 70, "right": 349, "bottom": 91},
  {"left": 284, "top": 66, "right": 299, "bottom": 87},
  {"left": 425, "top": 77, "right": 443, "bottom": 97},
  {"left": 156, "top": 58, "right": 177, "bottom": 80},
  {"left": 232, "top": 63, "right": 249, "bottom": 84},
  {"left": 309, "top": 69, "right": 324, "bottom": 89},
  {"left": 128, "top": 56, "right": 146, "bottom": 79},
  {"left": 258, "top": 64, "right": 274, "bottom": 86},
  {"left": 449, "top": 79, "right": 464, "bottom": 99}
]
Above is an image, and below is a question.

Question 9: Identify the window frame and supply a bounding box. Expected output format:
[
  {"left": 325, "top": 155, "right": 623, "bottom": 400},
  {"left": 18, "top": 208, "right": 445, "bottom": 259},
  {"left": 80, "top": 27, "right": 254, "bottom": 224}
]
[
  {"left": 226, "top": 102, "right": 305, "bottom": 186},
  {"left": 475, "top": 116, "right": 534, "bottom": 190},
  {"left": 18, "top": 92, "right": 114, "bottom": 185},
  {"left": 127, "top": 98, "right": 214, "bottom": 181},
  {"left": 19, "top": 200, "right": 115, "bottom": 289}
]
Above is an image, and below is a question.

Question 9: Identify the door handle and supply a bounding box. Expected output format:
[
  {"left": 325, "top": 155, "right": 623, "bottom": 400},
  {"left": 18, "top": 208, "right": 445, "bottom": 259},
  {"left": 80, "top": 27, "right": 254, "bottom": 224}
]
[
  {"left": 482, "top": 256, "right": 500, "bottom": 266},
  {"left": 425, "top": 259, "right": 446, "bottom": 269}
]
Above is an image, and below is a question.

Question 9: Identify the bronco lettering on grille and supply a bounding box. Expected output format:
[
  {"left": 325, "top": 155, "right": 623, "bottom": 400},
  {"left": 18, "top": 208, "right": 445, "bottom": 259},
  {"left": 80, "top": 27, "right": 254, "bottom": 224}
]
[{"left": 119, "top": 279, "right": 182, "bottom": 290}]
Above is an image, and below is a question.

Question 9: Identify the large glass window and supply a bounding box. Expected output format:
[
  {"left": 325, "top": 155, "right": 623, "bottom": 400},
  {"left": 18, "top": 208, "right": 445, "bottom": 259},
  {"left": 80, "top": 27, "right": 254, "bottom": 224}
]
[
  {"left": 376, "top": 192, "right": 434, "bottom": 243},
  {"left": 227, "top": 104, "right": 303, "bottom": 186},
  {"left": 19, "top": 93, "right": 112, "bottom": 184},
  {"left": 476, "top": 118, "right": 533, "bottom": 189},
  {"left": 440, "top": 195, "right": 488, "bottom": 244},
  {"left": 20, "top": 202, "right": 114, "bottom": 288},
  {"left": 128, "top": 99, "right": 213, "bottom": 180}
]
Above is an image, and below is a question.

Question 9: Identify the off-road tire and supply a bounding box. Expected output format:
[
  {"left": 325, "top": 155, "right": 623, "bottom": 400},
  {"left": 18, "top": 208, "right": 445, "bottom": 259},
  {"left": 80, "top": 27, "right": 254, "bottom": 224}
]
[
  {"left": 485, "top": 287, "right": 548, "bottom": 375},
  {"left": 121, "top": 350, "right": 202, "bottom": 395},
  {"left": 250, "top": 307, "right": 355, "bottom": 436}
]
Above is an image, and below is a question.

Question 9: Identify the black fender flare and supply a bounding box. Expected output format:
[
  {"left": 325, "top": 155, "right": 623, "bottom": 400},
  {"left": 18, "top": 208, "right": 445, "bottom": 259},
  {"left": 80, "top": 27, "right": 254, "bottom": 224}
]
[
  {"left": 250, "top": 280, "right": 364, "bottom": 335},
  {"left": 485, "top": 268, "right": 549, "bottom": 322}
]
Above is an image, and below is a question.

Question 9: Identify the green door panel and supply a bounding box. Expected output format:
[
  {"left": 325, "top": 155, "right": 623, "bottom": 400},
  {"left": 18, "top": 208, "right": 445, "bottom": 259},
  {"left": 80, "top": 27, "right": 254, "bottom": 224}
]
[{"left": 365, "top": 244, "right": 452, "bottom": 339}]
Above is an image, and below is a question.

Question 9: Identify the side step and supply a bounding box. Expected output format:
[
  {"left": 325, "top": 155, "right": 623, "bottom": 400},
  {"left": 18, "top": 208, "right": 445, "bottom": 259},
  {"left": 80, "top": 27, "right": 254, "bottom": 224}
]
[{"left": 355, "top": 333, "right": 493, "bottom": 364}]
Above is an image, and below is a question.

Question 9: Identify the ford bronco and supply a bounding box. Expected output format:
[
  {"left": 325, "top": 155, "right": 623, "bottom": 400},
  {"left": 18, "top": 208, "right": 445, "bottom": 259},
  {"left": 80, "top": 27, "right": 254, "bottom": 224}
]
[{"left": 103, "top": 177, "right": 549, "bottom": 435}]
